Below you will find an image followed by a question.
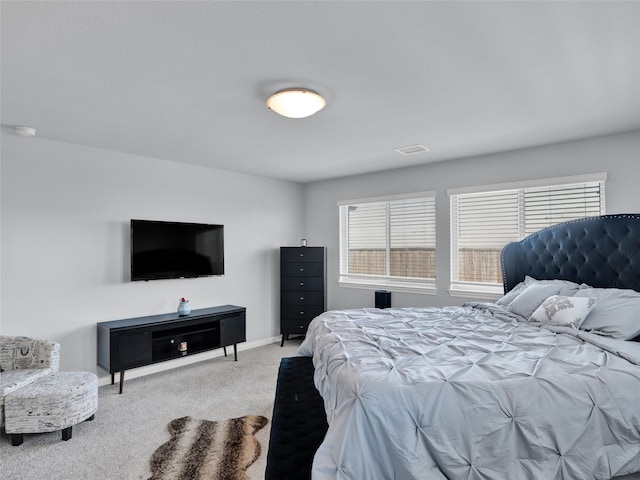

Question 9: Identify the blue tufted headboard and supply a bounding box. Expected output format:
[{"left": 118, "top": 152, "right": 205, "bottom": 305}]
[{"left": 501, "top": 214, "right": 640, "bottom": 294}]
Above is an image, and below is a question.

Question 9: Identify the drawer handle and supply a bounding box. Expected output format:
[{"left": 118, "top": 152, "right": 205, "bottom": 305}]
[
  {"left": 299, "top": 268, "right": 304, "bottom": 272},
  {"left": 299, "top": 282, "right": 304, "bottom": 286},
  {"left": 300, "top": 311, "right": 305, "bottom": 315},
  {"left": 299, "top": 253, "right": 304, "bottom": 257},
  {"left": 299, "top": 325, "right": 305, "bottom": 329},
  {"left": 300, "top": 296, "right": 304, "bottom": 300}
]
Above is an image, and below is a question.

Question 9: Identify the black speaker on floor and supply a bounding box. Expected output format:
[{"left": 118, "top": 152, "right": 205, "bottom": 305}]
[{"left": 375, "top": 290, "right": 391, "bottom": 309}]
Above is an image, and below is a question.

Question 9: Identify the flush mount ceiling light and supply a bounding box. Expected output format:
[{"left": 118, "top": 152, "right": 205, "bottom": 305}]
[
  {"left": 15, "top": 125, "right": 37, "bottom": 136},
  {"left": 266, "top": 88, "right": 326, "bottom": 118}
]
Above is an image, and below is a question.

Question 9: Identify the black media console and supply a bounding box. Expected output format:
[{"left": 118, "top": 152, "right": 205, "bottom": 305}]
[{"left": 97, "top": 305, "right": 246, "bottom": 393}]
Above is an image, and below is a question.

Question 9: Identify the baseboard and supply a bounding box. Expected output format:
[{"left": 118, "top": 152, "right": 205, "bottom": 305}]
[{"left": 97, "top": 335, "right": 282, "bottom": 387}]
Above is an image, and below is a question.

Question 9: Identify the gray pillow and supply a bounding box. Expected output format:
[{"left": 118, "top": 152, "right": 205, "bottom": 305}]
[
  {"left": 497, "top": 276, "right": 581, "bottom": 307},
  {"left": 496, "top": 281, "right": 528, "bottom": 306},
  {"left": 574, "top": 287, "right": 640, "bottom": 340},
  {"left": 507, "top": 283, "right": 563, "bottom": 319},
  {"left": 523, "top": 276, "right": 581, "bottom": 296}
]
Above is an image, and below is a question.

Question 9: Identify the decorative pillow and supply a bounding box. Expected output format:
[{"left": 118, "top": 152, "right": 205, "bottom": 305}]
[
  {"left": 529, "top": 295, "right": 598, "bottom": 328},
  {"left": 574, "top": 287, "right": 640, "bottom": 340},
  {"left": 507, "top": 283, "right": 564, "bottom": 319}
]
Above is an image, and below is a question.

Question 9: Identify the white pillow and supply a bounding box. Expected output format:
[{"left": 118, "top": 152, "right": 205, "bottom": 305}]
[
  {"left": 529, "top": 295, "right": 598, "bottom": 329},
  {"left": 507, "top": 283, "right": 564, "bottom": 319}
]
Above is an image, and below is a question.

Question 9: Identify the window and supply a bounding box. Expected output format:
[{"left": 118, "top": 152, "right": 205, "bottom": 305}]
[
  {"left": 449, "top": 174, "right": 606, "bottom": 296},
  {"left": 338, "top": 192, "right": 436, "bottom": 293}
]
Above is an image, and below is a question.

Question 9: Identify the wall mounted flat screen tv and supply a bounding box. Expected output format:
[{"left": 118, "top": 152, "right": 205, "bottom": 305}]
[{"left": 131, "top": 219, "right": 224, "bottom": 281}]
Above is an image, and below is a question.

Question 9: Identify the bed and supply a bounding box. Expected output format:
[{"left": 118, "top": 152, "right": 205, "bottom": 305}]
[{"left": 297, "top": 214, "right": 640, "bottom": 480}]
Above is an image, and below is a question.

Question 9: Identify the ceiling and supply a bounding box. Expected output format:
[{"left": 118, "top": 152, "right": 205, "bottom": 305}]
[{"left": 2, "top": 1, "right": 639, "bottom": 184}]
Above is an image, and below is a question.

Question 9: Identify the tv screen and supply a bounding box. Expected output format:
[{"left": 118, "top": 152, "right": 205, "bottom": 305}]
[{"left": 131, "top": 219, "right": 224, "bottom": 281}]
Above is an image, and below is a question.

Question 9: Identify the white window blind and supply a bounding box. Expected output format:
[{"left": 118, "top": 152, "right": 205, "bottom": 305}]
[
  {"left": 338, "top": 193, "right": 436, "bottom": 292},
  {"left": 449, "top": 175, "right": 606, "bottom": 295}
]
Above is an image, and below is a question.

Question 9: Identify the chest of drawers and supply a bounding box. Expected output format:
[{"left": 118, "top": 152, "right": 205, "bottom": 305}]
[{"left": 280, "top": 247, "right": 327, "bottom": 346}]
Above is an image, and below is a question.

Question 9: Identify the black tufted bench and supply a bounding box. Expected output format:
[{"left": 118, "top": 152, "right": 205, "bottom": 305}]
[{"left": 265, "top": 356, "right": 328, "bottom": 480}]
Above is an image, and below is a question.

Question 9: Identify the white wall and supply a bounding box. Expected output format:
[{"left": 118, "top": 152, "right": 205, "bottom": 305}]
[
  {"left": 304, "top": 131, "right": 640, "bottom": 311},
  {"left": 0, "top": 133, "right": 305, "bottom": 379}
]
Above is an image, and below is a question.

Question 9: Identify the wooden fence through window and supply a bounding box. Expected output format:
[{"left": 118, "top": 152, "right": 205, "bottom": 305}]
[{"left": 348, "top": 248, "right": 503, "bottom": 283}]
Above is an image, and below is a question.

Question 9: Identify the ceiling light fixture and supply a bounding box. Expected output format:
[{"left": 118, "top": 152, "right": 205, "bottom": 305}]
[
  {"left": 15, "top": 125, "right": 37, "bottom": 137},
  {"left": 267, "top": 88, "right": 326, "bottom": 118}
]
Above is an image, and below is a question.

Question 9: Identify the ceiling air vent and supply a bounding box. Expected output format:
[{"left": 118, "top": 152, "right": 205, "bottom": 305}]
[{"left": 394, "top": 144, "right": 430, "bottom": 155}]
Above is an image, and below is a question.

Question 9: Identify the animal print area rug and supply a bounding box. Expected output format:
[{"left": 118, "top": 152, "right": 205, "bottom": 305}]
[{"left": 148, "top": 415, "right": 269, "bottom": 480}]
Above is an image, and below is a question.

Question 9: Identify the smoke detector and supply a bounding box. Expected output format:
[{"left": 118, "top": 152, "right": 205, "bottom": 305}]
[{"left": 15, "top": 125, "right": 37, "bottom": 136}]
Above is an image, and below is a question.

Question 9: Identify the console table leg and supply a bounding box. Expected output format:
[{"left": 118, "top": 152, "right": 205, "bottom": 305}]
[
  {"left": 223, "top": 346, "right": 227, "bottom": 357},
  {"left": 111, "top": 373, "right": 115, "bottom": 385},
  {"left": 233, "top": 344, "right": 238, "bottom": 361},
  {"left": 119, "top": 370, "right": 125, "bottom": 394}
]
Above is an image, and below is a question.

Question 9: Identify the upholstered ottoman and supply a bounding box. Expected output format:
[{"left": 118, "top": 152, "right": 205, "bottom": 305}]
[
  {"left": 4, "top": 371, "right": 98, "bottom": 446},
  {"left": 265, "top": 357, "right": 328, "bottom": 480}
]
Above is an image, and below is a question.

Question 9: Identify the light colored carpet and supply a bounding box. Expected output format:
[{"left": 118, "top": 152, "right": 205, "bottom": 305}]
[{"left": 0, "top": 339, "right": 302, "bottom": 480}]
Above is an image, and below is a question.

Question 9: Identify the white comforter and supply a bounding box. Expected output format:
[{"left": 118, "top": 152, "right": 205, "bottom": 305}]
[{"left": 297, "top": 304, "right": 640, "bottom": 480}]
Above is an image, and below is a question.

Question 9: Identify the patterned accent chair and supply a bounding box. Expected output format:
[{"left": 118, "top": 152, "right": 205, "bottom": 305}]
[{"left": 0, "top": 335, "right": 61, "bottom": 426}]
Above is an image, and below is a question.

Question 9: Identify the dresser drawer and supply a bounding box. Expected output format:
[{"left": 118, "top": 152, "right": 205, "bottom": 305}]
[
  {"left": 281, "top": 276, "right": 325, "bottom": 292},
  {"left": 281, "top": 247, "right": 325, "bottom": 263},
  {"left": 281, "top": 291, "right": 324, "bottom": 306},
  {"left": 281, "top": 305, "right": 325, "bottom": 320},
  {"left": 281, "top": 262, "right": 325, "bottom": 277},
  {"left": 281, "top": 318, "right": 312, "bottom": 335}
]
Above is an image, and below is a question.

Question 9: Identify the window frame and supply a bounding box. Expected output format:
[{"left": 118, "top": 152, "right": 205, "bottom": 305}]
[
  {"left": 448, "top": 173, "right": 607, "bottom": 298},
  {"left": 338, "top": 191, "right": 437, "bottom": 294}
]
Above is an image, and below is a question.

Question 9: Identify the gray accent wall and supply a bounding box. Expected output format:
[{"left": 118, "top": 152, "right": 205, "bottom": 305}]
[{"left": 304, "top": 131, "right": 640, "bottom": 311}]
